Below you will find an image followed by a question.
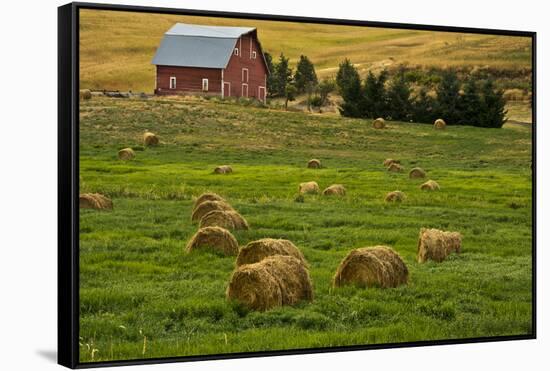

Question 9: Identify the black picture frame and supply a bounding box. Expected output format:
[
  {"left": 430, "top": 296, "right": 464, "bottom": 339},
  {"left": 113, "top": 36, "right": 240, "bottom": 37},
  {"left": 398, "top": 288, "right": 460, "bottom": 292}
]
[{"left": 58, "top": 2, "right": 537, "bottom": 368}]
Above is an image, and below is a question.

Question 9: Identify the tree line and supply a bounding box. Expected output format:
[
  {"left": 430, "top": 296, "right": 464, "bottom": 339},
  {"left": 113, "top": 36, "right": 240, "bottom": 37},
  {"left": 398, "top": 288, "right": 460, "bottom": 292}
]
[{"left": 263, "top": 53, "right": 507, "bottom": 128}]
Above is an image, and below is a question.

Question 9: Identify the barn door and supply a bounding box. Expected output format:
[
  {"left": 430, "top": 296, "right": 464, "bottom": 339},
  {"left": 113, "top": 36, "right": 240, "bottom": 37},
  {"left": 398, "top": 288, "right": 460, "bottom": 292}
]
[
  {"left": 223, "top": 82, "right": 231, "bottom": 98},
  {"left": 258, "top": 86, "right": 266, "bottom": 102},
  {"left": 242, "top": 83, "right": 248, "bottom": 98}
]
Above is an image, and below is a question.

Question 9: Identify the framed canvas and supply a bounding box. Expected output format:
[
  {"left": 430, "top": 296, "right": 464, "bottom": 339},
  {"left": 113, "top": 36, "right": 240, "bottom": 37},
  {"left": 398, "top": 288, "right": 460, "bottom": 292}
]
[{"left": 58, "top": 2, "right": 536, "bottom": 368}]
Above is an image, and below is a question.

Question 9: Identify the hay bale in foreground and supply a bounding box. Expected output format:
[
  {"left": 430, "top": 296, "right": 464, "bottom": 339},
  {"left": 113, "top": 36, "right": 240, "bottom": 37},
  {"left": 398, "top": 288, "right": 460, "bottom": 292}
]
[
  {"left": 191, "top": 200, "right": 234, "bottom": 222},
  {"left": 333, "top": 246, "right": 408, "bottom": 288},
  {"left": 193, "top": 192, "right": 226, "bottom": 211},
  {"left": 227, "top": 255, "right": 313, "bottom": 311},
  {"left": 383, "top": 158, "right": 400, "bottom": 167},
  {"left": 409, "top": 167, "right": 426, "bottom": 179},
  {"left": 79, "top": 89, "right": 92, "bottom": 100},
  {"left": 214, "top": 165, "right": 233, "bottom": 174},
  {"left": 117, "top": 148, "right": 135, "bottom": 160},
  {"left": 307, "top": 159, "right": 322, "bottom": 168},
  {"left": 387, "top": 163, "right": 403, "bottom": 172},
  {"left": 434, "top": 118, "right": 446, "bottom": 129},
  {"left": 237, "top": 238, "right": 306, "bottom": 267},
  {"left": 79, "top": 193, "right": 113, "bottom": 210},
  {"left": 385, "top": 191, "right": 405, "bottom": 202},
  {"left": 299, "top": 181, "right": 319, "bottom": 194},
  {"left": 143, "top": 132, "right": 159, "bottom": 146},
  {"left": 373, "top": 118, "right": 386, "bottom": 129},
  {"left": 417, "top": 228, "right": 462, "bottom": 263},
  {"left": 420, "top": 180, "right": 440, "bottom": 191},
  {"left": 322, "top": 184, "right": 346, "bottom": 196},
  {"left": 186, "top": 226, "right": 239, "bottom": 256}
]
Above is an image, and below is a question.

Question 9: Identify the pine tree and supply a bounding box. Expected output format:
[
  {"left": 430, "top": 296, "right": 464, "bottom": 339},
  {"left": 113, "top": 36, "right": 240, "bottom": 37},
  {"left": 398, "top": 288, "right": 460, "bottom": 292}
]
[
  {"left": 435, "top": 70, "right": 461, "bottom": 124},
  {"left": 336, "top": 59, "right": 360, "bottom": 94},
  {"left": 459, "top": 77, "right": 482, "bottom": 126},
  {"left": 479, "top": 78, "right": 507, "bottom": 128},
  {"left": 294, "top": 55, "right": 318, "bottom": 94},
  {"left": 263, "top": 52, "right": 276, "bottom": 98},
  {"left": 412, "top": 87, "right": 436, "bottom": 124},
  {"left": 274, "top": 53, "right": 293, "bottom": 97},
  {"left": 361, "top": 70, "right": 388, "bottom": 118},
  {"left": 338, "top": 71, "right": 363, "bottom": 118},
  {"left": 386, "top": 72, "right": 412, "bottom": 121}
]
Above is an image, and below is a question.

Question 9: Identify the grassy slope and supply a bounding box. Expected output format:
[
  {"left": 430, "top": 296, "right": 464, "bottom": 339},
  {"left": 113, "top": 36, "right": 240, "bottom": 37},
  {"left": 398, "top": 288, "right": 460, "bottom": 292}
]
[
  {"left": 79, "top": 9, "right": 532, "bottom": 93},
  {"left": 79, "top": 96, "right": 532, "bottom": 363}
]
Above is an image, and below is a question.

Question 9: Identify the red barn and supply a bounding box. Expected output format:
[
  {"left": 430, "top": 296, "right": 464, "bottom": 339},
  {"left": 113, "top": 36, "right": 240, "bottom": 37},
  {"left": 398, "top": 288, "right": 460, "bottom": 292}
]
[{"left": 152, "top": 23, "right": 269, "bottom": 102}]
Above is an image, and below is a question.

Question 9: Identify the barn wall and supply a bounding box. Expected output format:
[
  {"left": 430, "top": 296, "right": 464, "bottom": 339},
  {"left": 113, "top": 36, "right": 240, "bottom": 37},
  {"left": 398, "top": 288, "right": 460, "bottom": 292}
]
[
  {"left": 224, "top": 34, "right": 268, "bottom": 101},
  {"left": 155, "top": 65, "right": 222, "bottom": 95}
]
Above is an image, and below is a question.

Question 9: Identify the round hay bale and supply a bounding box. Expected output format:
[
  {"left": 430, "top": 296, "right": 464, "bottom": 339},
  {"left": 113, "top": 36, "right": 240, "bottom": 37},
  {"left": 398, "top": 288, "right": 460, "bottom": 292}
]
[
  {"left": 227, "top": 255, "right": 313, "bottom": 311},
  {"left": 322, "top": 184, "right": 346, "bottom": 196},
  {"left": 214, "top": 165, "right": 233, "bottom": 174},
  {"left": 307, "top": 159, "right": 322, "bottom": 169},
  {"left": 387, "top": 163, "right": 403, "bottom": 172},
  {"left": 117, "top": 148, "right": 135, "bottom": 160},
  {"left": 143, "top": 132, "right": 159, "bottom": 146},
  {"left": 383, "top": 158, "right": 400, "bottom": 167},
  {"left": 236, "top": 238, "right": 306, "bottom": 267},
  {"left": 79, "top": 89, "right": 92, "bottom": 100},
  {"left": 385, "top": 191, "right": 405, "bottom": 202},
  {"left": 193, "top": 193, "right": 226, "bottom": 212},
  {"left": 191, "top": 200, "right": 234, "bottom": 222},
  {"left": 199, "top": 210, "right": 236, "bottom": 230},
  {"left": 186, "top": 226, "right": 239, "bottom": 256},
  {"left": 227, "top": 210, "right": 249, "bottom": 230},
  {"left": 299, "top": 181, "right": 319, "bottom": 194},
  {"left": 420, "top": 180, "right": 440, "bottom": 191},
  {"left": 373, "top": 118, "right": 386, "bottom": 129},
  {"left": 79, "top": 193, "right": 113, "bottom": 210},
  {"left": 409, "top": 167, "right": 426, "bottom": 179},
  {"left": 333, "top": 246, "right": 408, "bottom": 288},
  {"left": 417, "top": 228, "right": 462, "bottom": 263},
  {"left": 434, "top": 118, "right": 446, "bottom": 129}
]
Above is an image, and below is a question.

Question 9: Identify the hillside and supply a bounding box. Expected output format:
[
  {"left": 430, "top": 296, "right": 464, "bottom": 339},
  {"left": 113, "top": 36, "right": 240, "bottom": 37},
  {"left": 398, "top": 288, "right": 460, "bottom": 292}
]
[{"left": 79, "top": 9, "right": 532, "bottom": 93}]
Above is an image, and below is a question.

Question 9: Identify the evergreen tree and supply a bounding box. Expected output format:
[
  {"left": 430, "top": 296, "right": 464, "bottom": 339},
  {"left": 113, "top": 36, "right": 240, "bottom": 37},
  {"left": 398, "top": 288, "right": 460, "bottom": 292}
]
[
  {"left": 479, "top": 78, "right": 507, "bottom": 128},
  {"left": 263, "top": 52, "right": 277, "bottom": 98},
  {"left": 412, "top": 87, "right": 436, "bottom": 124},
  {"left": 386, "top": 72, "right": 412, "bottom": 121},
  {"left": 336, "top": 59, "right": 360, "bottom": 94},
  {"left": 294, "top": 55, "right": 318, "bottom": 94},
  {"left": 361, "top": 70, "right": 388, "bottom": 118},
  {"left": 435, "top": 70, "right": 461, "bottom": 124},
  {"left": 338, "top": 70, "right": 363, "bottom": 118},
  {"left": 274, "top": 53, "right": 293, "bottom": 97},
  {"left": 459, "top": 77, "right": 482, "bottom": 126}
]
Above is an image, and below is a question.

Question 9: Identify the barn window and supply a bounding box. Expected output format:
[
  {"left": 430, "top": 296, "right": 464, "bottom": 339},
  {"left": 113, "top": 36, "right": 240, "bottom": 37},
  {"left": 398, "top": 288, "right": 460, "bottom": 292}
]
[
  {"left": 234, "top": 48, "right": 239, "bottom": 56},
  {"left": 252, "top": 51, "right": 257, "bottom": 59},
  {"left": 242, "top": 68, "right": 249, "bottom": 83},
  {"left": 169, "top": 76, "right": 176, "bottom": 89},
  {"left": 202, "top": 78, "right": 209, "bottom": 92}
]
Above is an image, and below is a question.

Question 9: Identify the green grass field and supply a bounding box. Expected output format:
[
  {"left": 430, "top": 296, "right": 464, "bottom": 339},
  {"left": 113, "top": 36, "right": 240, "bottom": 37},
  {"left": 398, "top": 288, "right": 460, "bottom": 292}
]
[{"left": 79, "top": 95, "right": 532, "bottom": 363}]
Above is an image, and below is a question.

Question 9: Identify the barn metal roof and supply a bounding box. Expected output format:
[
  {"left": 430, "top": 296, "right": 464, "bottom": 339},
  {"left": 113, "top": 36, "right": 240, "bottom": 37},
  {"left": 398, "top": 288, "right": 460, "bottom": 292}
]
[{"left": 152, "top": 23, "right": 256, "bottom": 68}]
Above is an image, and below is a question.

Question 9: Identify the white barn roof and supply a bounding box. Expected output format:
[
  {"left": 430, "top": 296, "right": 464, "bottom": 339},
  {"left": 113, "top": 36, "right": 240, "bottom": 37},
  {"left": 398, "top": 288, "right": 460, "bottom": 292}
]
[{"left": 152, "top": 23, "right": 256, "bottom": 69}]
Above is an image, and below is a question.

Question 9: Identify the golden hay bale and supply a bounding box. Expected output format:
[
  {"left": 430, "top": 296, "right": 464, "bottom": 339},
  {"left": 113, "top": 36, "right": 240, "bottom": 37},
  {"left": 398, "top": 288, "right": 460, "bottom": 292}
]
[
  {"left": 214, "top": 165, "right": 233, "bottom": 174},
  {"left": 186, "top": 226, "right": 239, "bottom": 256},
  {"left": 307, "top": 159, "right": 322, "bottom": 168},
  {"left": 299, "top": 181, "right": 319, "bottom": 194},
  {"left": 417, "top": 228, "right": 462, "bottom": 263},
  {"left": 227, "top": 210, "right": 249, "bottom": 230},
  {"left": 409, "top": 167, "right": 426, "bottom": 179},
  {"left": 385, "top": 191, "right": 405, "bottom": 202},
  {"left": 322, "top": 184, "right": 346, "bottom": 196},
  {"left": 387, "top": 163, "right": 403, "bottom": 172},
  {"left": 117, "top": 148, "right": 135, "bottom": 160},
  {"left": 420, "top": 180, "right": 440, "bottom": 191},
  {"left": 373, "top": 117, "right": 386, "bottom": 129},
  {"left": 333, "top": 246, "right": 408, "bottom": 288},
  {"left": 383, "top": 158, "right": 400, "bottom": 167},
  {"left": 199, "top": 210, "right": 235, "bottom": 230},
  {"left": 79, "top": 89, "right": 92, "bottom": 100},
  {"left": 226, "top": 255, "right": 313, "bottom": 311},
  {"left": 236, "top": 238, "right": 306, "bottom": 267},
  {"left": 143, "top": 132, "right": 159, "bottom": 146},
  {"left": 434, "top": 119, "right": 446, "bottom": 129},
  {"left": 79, "top": 193, "right": 113, "bottom": 210},
  {"left": 193, "top": 193, "right": 226, "bottom": 211},
  {"left": 191, "top": 200, "right": 234, "bottom": 222}
]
